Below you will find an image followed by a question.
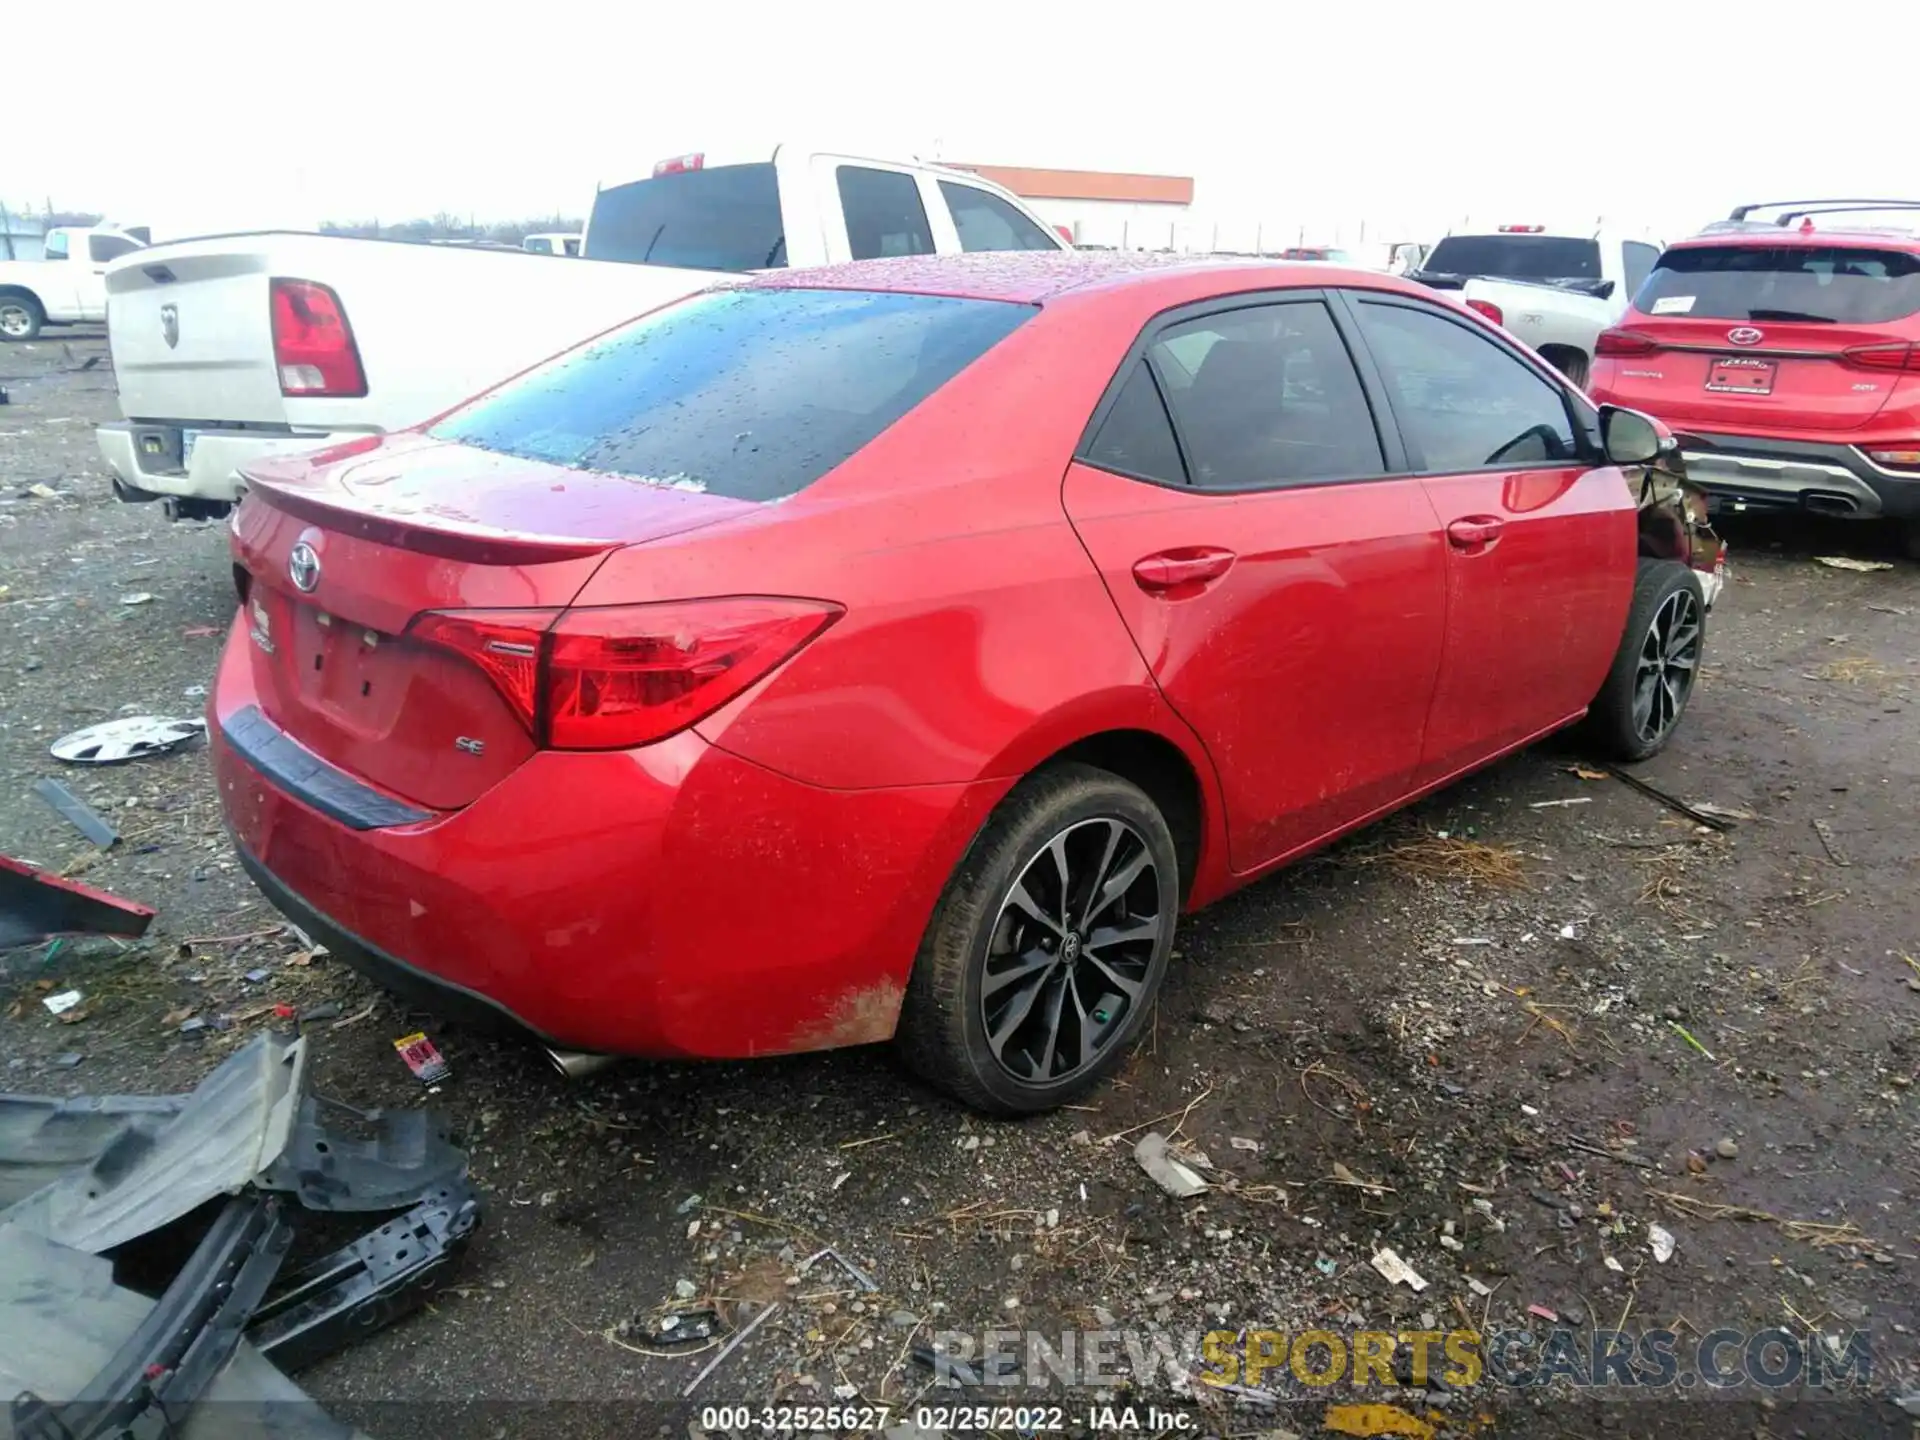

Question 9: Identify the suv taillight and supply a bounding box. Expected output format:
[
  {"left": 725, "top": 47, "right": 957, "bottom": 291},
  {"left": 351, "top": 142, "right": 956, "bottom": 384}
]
[
  {"left": 271, "top": 278, "right": 367, "bottom": 397},
  {"left": 1842, "top": 342, "right": 1920, "bottom": 372},
  {"left": 1596, "top": 329, "right": 1659, "bottom": 357},
  {"left": 408, "top": 598, "right": 842, "bottom": 750},
  {"left": 1465, "top": 298, "right": 1504, "bottom": 326}
]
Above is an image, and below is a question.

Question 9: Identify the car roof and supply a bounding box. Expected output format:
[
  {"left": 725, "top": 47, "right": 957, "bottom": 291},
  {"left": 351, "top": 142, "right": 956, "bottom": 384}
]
[
  {"left": 1673, "top": 221, "right": 1920, "bottom": 253},
  {"left": 746, "top": 251, "right": 1428, "bottom": 305}
]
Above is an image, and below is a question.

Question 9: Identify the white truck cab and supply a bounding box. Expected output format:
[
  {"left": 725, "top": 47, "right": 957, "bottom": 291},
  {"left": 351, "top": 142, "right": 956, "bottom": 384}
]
[
  {"left": 0, "top": 225, "right": 147, "bottom": 339},
  {"left": 1410, "top": 224, "right": 1664, "bottom": 386},
  {"left": 582, "top": 146, "right": 1067, "bottom": 268}
]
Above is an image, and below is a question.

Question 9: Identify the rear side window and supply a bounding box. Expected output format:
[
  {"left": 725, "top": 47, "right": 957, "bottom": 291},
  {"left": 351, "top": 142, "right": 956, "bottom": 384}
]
[
  {"left": 1423, "top": 235, "right": 1602, "bottom": 281},
  {"left": 838, "top": 167, "right": 935, "bottom": 261},
  {"left": 432, "top": 287, "right": 1031, "bottom": 503},
  {"left": 1086, "top": 365, "right": 1185, "bottom": 483},
  {"left": 1356, "top": 301, "right": 1578, "bottom": 470},
  {"left": 1635, "top": 244, "right": 1920, "bottom": 323},
  {"left": 44, "top": 231, "right": 70, "bottom": 261},
  {"left": 89, "top": 234, "right": 139, "bottom": 263},
  {"left": 585, "top": 164, "right": 786, "bottom": 271},
  {"left": 938, "top": 182, "right": 1058, "bottom": 253},
  {"left": 1146, "top": 302, "right": 1385, "bottom": 489}
]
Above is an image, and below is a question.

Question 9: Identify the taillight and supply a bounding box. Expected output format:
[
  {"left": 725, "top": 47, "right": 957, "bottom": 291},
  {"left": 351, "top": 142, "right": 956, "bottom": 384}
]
[
  {"left": 271, "top": 278, "right": 367, "bottom": 397},
  {"left": 653, "top": 153, "right": 705, "bottom": 177},
  {"left": 1596, "top": 328, "right": 1659, "bottom": 357},
  {"left": 1842, "top": 342, "right": 1920, "bottom": 372},
  {"left": 408, "top": 598, "right": 842, "bottom": 750},
  {"left": 407, "top": 610, "right": 554, "bottom": 734},
  {"left": 1865, "top": 444, "right": 1920, "bottom": 471},
  {"left": 1465, "top": 298, "right": 1504, "bottom": 326}
]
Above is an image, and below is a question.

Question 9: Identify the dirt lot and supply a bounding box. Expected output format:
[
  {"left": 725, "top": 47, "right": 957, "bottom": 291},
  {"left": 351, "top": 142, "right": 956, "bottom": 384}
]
[{"left": 3, "top": 333, "right": 1918, "bottom": 1440}]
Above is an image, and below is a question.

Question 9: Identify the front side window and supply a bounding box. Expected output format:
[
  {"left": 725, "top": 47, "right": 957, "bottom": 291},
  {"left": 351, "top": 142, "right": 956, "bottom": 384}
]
[
  {"left": 837, "top": 167, "right": 935, "bottom": 261},
  {"left": 938, "top": 182, "right": 1058, "bottom": 253},
  {"left": 1355, "top": 300, "right": 1578, "bottom": 470},
  {"left": 1622, "top": 241, "right": 1659, "bottom": 298},
  {"left": 432, "top": 287, "right": 1031, "bottom": 503},
  {"left": 1146, "top": 302, "right": 1385, "bottom": 489}
]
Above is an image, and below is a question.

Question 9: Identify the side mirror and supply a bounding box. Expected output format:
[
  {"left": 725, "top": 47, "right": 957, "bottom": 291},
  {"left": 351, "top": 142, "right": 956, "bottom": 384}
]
[{"left": 1600, "top": 405, "right": 1662, "bottom": 466}]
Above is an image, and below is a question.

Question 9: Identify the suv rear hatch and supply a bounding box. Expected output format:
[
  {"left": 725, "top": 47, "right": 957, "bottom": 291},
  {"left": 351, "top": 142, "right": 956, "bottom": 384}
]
[
  {"left": 106, "top": 244, "right": 304, "bottom": 424},
  {"left": 1601, "top": 242, "right": 1920, "bottom": 431}
]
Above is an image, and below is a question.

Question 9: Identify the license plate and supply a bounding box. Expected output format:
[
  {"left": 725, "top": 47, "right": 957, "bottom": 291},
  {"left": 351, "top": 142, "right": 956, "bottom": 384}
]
[
  {"left": 1705, "top": 357, "right": 1775, "bottom": 394},
  {"left": 183, "top": 429, "right": 204, "bottom": 465}
]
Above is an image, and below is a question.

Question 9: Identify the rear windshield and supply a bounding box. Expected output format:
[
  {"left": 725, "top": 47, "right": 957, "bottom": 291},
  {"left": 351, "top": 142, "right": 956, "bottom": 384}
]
[
  {"left": 431, "top": 287, "right": 1033, "bottom": 502},
  {"left": 584, "top": 164, "right": 786, "bottom": 271},
  {"left": 1423, "top": 235, "right": 1602, "bottom": 281},
  {"left": 1636, "top": 244, "right": 1920, "bottom": 324}
]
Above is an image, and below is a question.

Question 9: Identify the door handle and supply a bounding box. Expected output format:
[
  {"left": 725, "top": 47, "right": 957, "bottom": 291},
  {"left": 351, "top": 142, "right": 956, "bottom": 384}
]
[
  {"left": 1132, "top": 547, "right": 1236, "bottom": 594},
  {"left": 1446, "top": 516, "right": 1505, "bottom": 549}
]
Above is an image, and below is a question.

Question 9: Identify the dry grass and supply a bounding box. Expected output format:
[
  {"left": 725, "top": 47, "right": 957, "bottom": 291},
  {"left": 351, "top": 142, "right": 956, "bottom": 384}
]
[
  {"left": 1351, "top": 836, "right": 1528, "bottom": 888},
  {"left": 1810, "top": 655, "right": 1893, "bottom": 684},
  {"left": 1647, "top": 1189, "right": 1885, "bottom": 1250}
]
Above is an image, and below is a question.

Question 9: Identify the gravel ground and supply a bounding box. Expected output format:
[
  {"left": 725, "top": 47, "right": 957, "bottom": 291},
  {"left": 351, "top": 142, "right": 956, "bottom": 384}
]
[{"left": 3, "top": 333, "right": 1918, "bottom": 1440}]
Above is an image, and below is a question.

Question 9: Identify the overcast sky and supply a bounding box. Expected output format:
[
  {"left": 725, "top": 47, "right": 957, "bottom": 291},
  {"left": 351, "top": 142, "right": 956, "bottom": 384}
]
[{"left": 10, "top": 0, "right": 1906, "bottom": 245}]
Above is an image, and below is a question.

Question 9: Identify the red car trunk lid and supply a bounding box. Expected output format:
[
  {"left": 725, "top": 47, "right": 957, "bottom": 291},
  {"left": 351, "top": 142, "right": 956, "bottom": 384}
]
[{"left": 231, "top": 435, "right": 755, "bottom": 809}]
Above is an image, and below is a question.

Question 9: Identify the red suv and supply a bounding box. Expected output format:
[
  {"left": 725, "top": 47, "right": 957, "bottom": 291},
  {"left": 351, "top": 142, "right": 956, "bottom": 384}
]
[
  {"left": 1589, "top": 199, "right": 1920, "bottom": 557},
  {"left": 215, "top": 254, "right": 1720, "bottom": 1113}
]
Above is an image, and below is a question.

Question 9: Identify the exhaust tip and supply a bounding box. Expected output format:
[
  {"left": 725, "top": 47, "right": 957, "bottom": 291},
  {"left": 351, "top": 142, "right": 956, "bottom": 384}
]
[
  {"left": 1803, "top": 492, "right": 1861, "bottom": 516},
  {"left": 546, "top": 1048, "right": 619, "bottom": 1081}
]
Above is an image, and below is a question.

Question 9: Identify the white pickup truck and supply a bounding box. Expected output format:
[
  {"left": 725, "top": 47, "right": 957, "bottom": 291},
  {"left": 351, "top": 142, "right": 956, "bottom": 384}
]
[
  {"left": 96, "top": 146, "right": 1068, "bottom": 518},
  {"left": 0, "top": 225, "right": 148, "bottom": 340},
  {"left": 1408, "top": 226, "right": 1663, "bottom": 387}
]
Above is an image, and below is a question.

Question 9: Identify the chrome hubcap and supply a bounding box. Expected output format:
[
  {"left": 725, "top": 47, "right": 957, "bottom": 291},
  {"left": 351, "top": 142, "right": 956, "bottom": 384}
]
[
  {"left": 1632, "top": 587, "right": 1702, "bottom": 744},
  {"left": 980, "top": 817, "right": 1164, "bottom": 1085},
  {"left": 0, "top": 305, "right": 31, "bottom": 337}
]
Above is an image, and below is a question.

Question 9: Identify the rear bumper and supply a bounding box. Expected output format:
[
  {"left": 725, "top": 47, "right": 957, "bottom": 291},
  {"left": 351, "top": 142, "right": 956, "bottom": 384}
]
[
  {"left": 96, "top": 421, "right": 361, "bottom": 504},
  {"left": 209, "top": 617, "right": 1006, "bottom": 1059},
  {"left": 1675, "top": 430, "right": 1920, "bottom": 521}
]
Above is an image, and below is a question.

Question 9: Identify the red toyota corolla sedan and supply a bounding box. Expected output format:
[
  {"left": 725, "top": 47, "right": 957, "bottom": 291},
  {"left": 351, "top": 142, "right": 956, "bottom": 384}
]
[{"left": 215, "top": 253, "right": 1719, "bottom": 1113}]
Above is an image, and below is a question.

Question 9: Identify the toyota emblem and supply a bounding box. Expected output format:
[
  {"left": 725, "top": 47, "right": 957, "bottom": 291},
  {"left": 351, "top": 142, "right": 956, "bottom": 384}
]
[
  {"left": 1726, "top": 326, "right": 1764, "bottom": 346},
  {"left": 160, "top": 304, "right": 179, "bottom": 349},
  {"left": 288, "top": 542, "right": 322, "bottom": 593}
]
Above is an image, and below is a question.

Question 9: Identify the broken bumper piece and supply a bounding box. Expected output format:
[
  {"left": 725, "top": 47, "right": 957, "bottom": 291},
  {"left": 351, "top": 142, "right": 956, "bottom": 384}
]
[{"left": 0, "top": 1033, "right": 482, "bottom": 1439}]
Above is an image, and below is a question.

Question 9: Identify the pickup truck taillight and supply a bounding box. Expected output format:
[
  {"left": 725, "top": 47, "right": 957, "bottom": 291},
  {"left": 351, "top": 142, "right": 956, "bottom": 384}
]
[
  {"left": 270, "top": 278, "right": 367, "bottom": 398},
  {"left": 1596, "top": 329, "right": 1659, "bottom": 357},
  {"left": 407, "top": 597, "right": 843, "bottom": 749},
  {"left": 1464, "top": 298, "right": 1504, "bottom": 326}
]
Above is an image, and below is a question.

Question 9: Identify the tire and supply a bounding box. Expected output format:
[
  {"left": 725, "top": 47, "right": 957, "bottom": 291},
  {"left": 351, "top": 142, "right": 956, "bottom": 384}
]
[
  {"left": 896, "top": 762, "right": 1180, "bottom": 1115},
  {"left": 0, "top": 293, "right": 46, "bottom": 342},
  {"left": 1902, "top": 520, "right": 1920, "bottom": 564},
  {"left": 1547, "top": 348, "right": 1590, "bottom": 389},
  {"left": 1584, "top": 558, "right": 1706, "bottom": 762}
]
